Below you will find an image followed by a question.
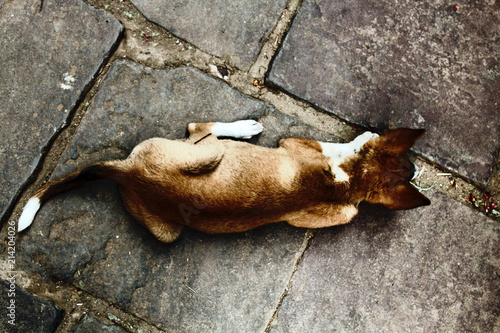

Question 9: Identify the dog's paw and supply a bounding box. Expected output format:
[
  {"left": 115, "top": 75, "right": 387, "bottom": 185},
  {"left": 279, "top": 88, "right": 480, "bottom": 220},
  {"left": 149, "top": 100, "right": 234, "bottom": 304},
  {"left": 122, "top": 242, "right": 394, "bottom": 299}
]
[
  {"left": 232, "top": 120, "right": 264, "bottom": 139},
  {"left": 212, "top": 120, "right": 263, "bottom": 139},
  {"left": 354, "top": 131, "right": 379, "bottom": 143},
  {"left": 350, "top": 131, "right": 379, "bottom": 152}
]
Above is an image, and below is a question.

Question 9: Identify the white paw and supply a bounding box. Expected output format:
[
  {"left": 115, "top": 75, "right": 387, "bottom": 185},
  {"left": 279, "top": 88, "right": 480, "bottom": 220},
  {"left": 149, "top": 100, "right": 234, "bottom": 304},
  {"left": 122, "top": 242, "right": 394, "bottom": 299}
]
[
  {"left": 350, "top": 131, "right": 379, "bottom": 151},
  {"left": 212, "top": 120, "right": 263, "bottom": 139}
]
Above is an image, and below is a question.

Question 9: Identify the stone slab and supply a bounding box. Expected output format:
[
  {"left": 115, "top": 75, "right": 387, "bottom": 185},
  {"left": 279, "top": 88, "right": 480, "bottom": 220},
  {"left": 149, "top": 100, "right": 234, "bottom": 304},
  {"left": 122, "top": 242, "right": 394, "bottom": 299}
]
[
  {"left": 72, "top": 314, "right": 126, "bottom": 333},
  {"left": 271, "top": 191, "right": 500, "bottom": 332},
  {"left": 268, "top": 0, "right": 500, "bottom": 185},
  {"left": 130, "top": 0, "right": 288, "bottom": 69},
  {"left": 0, "top": 279, "right": 63, "bottom": 332},
  {"left": 17, "top": 60, "right": 341, "bottom": 332},
  {"left": 0, "top": 0, "right": 123, "bottom": 221}
]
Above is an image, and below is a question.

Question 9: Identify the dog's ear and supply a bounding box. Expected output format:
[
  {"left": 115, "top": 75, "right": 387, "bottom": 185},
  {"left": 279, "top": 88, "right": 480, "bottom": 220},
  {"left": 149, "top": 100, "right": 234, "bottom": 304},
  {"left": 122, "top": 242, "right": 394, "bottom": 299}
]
[
  {"left": 377, "top": 183, "right": 430, "bottom": 210},
  {"left": 378, "top": 128, "right": 425, "bottom": 155}
]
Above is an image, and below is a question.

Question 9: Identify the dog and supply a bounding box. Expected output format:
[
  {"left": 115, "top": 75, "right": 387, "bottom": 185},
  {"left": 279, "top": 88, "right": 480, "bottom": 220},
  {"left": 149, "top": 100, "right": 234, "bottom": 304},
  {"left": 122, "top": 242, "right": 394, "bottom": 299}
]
[{"left": 18, "top": 120, "right": 430, "bottom": 243}]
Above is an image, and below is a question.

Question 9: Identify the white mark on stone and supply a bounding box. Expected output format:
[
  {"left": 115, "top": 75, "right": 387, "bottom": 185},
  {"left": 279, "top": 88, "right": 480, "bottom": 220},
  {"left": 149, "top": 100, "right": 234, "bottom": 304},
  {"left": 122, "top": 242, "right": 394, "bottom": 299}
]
[
  {"left": 60, "top": 72, "right": 76, "bottom": 90},
  {"left": 59, "top": 83, "right": 73, "bottom": 90}
]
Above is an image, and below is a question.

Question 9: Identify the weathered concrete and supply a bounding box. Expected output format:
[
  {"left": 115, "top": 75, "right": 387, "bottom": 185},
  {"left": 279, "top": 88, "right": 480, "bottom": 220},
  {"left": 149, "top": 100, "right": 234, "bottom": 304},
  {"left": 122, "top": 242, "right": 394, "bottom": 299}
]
[
  {"left": 3, "top": 0, "right": 499, "bottom": 331},
  {"left": 48, "top": 60, "right": 341, "bottom": 180},
  {"left": 72, "top": 314, "right": 126, "bottom": 333},
  {"left": 17, "top": 60, "right": 340, "bottom": 332},
  {"left": 0, "top": 279, "right": 63, "bottom": 332},
  {"left": 130, "top": 0, "right": 289, "bottom": 69},
  {"left": 270, "top": 191, "right": 500, "bottom": 332},
  {"left": 268, "top": 0, "right": 500, "bottom": 185},
  {"left": 0, "top": 0, "right": 123, "bottom": 221}
]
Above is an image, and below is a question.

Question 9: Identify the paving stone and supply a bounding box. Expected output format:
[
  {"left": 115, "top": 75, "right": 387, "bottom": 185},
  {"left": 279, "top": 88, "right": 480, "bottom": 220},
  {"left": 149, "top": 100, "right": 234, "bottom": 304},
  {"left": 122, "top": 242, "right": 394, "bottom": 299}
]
[
  {"left": 270, "top": 191, "right": 500, "bottom": 332},
  {"left": 0, "top": 279, "right": 63, "bottom": 332},
  {"left": 72, "top": 314, "right": 126, "bottom": 333},
  {"left": 17, "top": 60, "right": 342, "bottom": 332},
  {"left": 48, "top": 60, "right": 340, "bottom": 180},
  {"left": 0, "top": 0, "right": 123, "bottom": 221},
  {"left": 268, "top": 0, "right": 500, "bottom": 185},
  {"left": 130, "top": 0, "right": 288, "bottom": 69}
]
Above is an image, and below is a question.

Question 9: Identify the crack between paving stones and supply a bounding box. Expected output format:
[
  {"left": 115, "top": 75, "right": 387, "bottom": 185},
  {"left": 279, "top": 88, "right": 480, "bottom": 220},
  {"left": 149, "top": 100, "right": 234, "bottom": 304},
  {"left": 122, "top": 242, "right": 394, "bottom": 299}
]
[
  {"left": 49, "top": 279, "right": 166, "bottom": 333},
  {"left": 263, "top": 228, "right": 318, "bottom": 332},
  {"left": 2, "top": 26, "right": 125, "bottom": 229},
  {"left": 262, "top": 83, "right": 365, "bottom": 135},
  {"left": 60, "top": 239, "right": 167, "bottom": 331},
  {"left": 248, "top": 0, "right": 304, "bottom": 80},
  {"left": 72, "top": 233, "right": 114, "bottom": 287}
]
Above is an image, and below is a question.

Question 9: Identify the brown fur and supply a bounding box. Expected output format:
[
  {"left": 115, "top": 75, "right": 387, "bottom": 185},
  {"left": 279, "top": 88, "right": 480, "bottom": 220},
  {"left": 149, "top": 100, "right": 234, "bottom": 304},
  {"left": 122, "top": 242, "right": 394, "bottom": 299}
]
[{"left": 26, "top": 123, "right": 430, "bottom": 243}]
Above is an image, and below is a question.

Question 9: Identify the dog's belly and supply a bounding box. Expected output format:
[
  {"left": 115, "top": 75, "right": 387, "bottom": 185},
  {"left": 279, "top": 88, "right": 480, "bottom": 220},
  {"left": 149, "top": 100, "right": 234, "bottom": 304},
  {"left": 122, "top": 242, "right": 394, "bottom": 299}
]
[
  {"left": 124, "top": 161, "right": 303, "bottom": 232},
  {"left": 120, "top": 175, "right": 296, "bottom": 234},
  {"left": 120, "top": 138, "right": 331, "bottom": 233},
  {"left": 183, "top": 213, "right": 283, "bottom": 234}
]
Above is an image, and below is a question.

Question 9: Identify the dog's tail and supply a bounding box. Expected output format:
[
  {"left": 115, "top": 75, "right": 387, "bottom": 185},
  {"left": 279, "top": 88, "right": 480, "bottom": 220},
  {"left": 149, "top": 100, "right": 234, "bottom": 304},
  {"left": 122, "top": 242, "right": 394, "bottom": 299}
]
[{"left": 18, "top": 161, "right": 125, "bottom": 232}]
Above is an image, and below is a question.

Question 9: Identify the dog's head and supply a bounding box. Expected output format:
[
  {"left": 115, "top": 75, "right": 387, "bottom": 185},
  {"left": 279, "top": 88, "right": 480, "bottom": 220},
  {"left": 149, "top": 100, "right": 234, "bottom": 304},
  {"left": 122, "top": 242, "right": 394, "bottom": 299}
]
[{"left": 348, "top": 128, "right": 430, "bottom": 210}]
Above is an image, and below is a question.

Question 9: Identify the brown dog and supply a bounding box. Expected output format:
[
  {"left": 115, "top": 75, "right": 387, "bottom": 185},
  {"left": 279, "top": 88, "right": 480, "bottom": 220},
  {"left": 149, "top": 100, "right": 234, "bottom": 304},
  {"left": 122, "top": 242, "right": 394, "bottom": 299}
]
[{"left": 18, "top": 120, "right": 430, "bottom": 242}]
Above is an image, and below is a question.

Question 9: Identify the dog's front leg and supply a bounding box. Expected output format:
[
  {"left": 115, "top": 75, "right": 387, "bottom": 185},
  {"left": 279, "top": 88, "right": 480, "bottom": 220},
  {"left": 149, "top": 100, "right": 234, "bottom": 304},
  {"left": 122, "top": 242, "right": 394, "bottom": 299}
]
[
  {"left": 211, "top": 120, "right": 263, "bottom": 139},
  {"left": 319, "top": 132, "right": 379, "bottom": 160},
  {"left": 187, "top": 120, "right": 263, "bottom": 143}
]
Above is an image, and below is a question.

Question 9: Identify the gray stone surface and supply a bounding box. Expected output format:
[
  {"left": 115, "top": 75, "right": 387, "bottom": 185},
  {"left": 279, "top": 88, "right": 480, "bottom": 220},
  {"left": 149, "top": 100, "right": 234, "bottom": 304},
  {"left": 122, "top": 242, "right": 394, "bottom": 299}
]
[
  {"left": 17, "top": 60, "right": 341, "bottom": 332},
  {"left": 268, "top": 0, "right": 500, "bottom": 185},
  {"left": 50, "top": 60, "right": 341, "bottom": 180},
  {"left": 271, "top": 191, "right": 500, "bottom": 333},
  {"left": 0, "top": 0, "right": 123, "bottom": 221},
  {"left": 7, "top": 0, "right": 499, "bottom": 330},
  {"left": 0, "top": 279, "right": 63, "bottom": 332},
  {"left": 72, "top": 314, "right": 126, "bottom": 333},
  {"left": 130, "top": 0, "right": 288, "bottom": 69}
]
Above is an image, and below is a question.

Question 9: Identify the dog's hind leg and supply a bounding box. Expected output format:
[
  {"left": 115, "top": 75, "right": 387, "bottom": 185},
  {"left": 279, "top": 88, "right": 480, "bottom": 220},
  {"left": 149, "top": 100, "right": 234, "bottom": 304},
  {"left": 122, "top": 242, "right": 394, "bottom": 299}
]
[
  {"left": 211, "top": 120, "right": 263, "bottom": 139},
  {"left": 121, "top": 190, "right": 183, "bottom": 243},
  {"left": 319, "top": 132, "right": 379, "bottom": 160},
  {"left": 146, "top": 217, "right": 183, "bottom": 243},
  {"left": 187, "top": 120, "right": 263, "bottom": 143}
]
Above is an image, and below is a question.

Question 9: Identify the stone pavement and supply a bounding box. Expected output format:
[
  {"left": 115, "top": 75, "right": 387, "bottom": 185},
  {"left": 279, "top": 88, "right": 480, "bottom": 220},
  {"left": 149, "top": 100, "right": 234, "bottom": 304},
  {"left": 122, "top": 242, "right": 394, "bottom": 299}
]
[{"left": 0, "top": 0, "right": 499, "bottom": 332}]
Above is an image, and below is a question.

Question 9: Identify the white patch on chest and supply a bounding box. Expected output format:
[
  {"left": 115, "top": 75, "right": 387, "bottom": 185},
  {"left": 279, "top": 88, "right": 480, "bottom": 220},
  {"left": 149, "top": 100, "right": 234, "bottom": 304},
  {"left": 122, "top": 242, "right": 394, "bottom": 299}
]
[
  {"left": 320, "top": 131, "right": 379, "bottom": 183},
  {"left": 319, "top": 143, "right": 355, "bottom": 183},
  {"left": 329, "top": 159, "right": 350, "bottom": 182}
]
